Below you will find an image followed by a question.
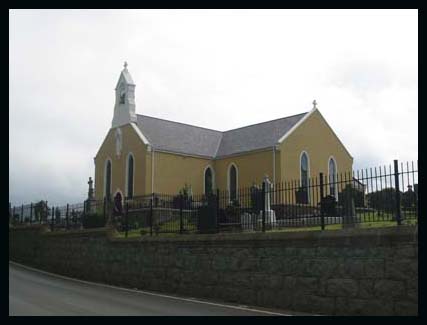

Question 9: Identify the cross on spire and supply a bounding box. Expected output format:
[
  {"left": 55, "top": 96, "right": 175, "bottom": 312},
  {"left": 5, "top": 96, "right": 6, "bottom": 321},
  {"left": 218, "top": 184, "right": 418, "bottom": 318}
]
[
  {"left": 124, "top": 61, "right": 128, "bottom": 69},
  {"left": 312, "top": 99, "right": 317, "bottom": 109}
]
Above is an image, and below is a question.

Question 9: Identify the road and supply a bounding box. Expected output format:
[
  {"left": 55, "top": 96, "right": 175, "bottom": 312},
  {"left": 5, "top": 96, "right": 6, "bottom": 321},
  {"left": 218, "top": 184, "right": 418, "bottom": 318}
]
[{"left": 9, "top": 262, "right": 293, "bottom": 316}]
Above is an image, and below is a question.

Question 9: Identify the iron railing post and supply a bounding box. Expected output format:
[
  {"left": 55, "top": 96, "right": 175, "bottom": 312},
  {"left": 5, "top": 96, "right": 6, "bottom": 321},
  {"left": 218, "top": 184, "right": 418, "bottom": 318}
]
[
  {"left": 179, "top": 194, "right": 183, "bottom": 234},
  {"left": 45, "top": 201, "right": 48, "bottom": 224},
  {"left": 150, "top": 193, "right": 153, "bottom": 236},
  {"left": 319, "top": 173, "right": 325, "bottom": 230},
  {"left": 262, "top": 182, "right": 266, "bottom": 232},
  {"left": 66, "top": 203, "right": 69, "bottom": 230},
  {"left": 51, "top": 206, "right": 54, "bottom": 231},
  {"left": 394, "top": 160, "right": 402, "bottom": 225},
  {"left": 103, "top": 197, "right": 107, "bottom": 225},
  {"left": 30, "top": 203, "right": 33, "bottom": 224},
  {"left": 125, "top": 201, "right": 129, "bottom": 238},
  {"left": 13, "top": 206, "right": 16, "bottom": 224},
  {"left": 216, "top": 188, "right": 220, "bottom": 233}
]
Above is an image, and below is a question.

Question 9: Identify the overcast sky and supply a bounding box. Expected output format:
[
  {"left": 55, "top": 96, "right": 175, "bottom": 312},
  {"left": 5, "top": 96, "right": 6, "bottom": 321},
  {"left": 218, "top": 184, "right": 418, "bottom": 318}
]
[{"left": 9, "top": 9, "right": 418, "bottom": 206}]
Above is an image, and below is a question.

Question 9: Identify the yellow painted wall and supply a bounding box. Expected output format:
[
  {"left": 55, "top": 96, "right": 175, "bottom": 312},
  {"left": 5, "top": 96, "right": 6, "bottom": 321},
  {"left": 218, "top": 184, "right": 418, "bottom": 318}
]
[
  {"left": 94, "top": 124, "right": 150, "bottom": 200},
  {"left": 93, "top": 110, "right": 352, "bottom": 201},
  {"left": 279, "top": 109, "right": 353, "bottom": 202},
  {"left": 152, "top": 151, "right": 211, "bottom": 195},
  {"left": 214, "top": 150, "right": 276, "bottom": 191}
]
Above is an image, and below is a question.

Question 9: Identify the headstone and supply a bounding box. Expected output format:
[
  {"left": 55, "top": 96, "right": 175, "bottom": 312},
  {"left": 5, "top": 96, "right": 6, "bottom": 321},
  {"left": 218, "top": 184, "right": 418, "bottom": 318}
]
[
  {"left": 85, "top": 177, "right": 96, "bottom": 214},
  {"left": 342, "top": 186, "right": 358, "bottom": 228},
  {"left": 258, "top": 175, "right": 277, "bottom": 228}
]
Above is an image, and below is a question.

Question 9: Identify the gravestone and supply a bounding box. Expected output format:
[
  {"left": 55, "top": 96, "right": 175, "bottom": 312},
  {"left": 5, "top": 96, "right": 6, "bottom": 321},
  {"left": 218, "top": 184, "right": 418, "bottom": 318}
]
[
  {"left": 342, "top": 187, "right": 358, "bottom": 228},
  {"left": 258, "top": 176, "right": 277, "bottom": 228}
]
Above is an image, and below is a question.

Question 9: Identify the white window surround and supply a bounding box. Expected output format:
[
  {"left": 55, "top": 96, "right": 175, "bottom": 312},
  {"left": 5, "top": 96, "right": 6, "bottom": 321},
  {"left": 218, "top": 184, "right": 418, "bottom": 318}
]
[
  {"left": 328, "top": 156, "right": 338, "bottom": 200},
  {"left": 125, "top": 152, "right": 135, "bottom": 198},
  {"left": 227, "top": 163, "right": 239, "bottom": 202},
  {"left": 103, "top": 158, "right": 113, "bottom": 199},
  {"left": 203, "top": 165, "right": 216, "bottom": 195},
  {"left": 113, "top": 189, "right": 124, "bottom": 204},
  {"left": 299, "top": 150, "right": 311, "bottom": 204}
]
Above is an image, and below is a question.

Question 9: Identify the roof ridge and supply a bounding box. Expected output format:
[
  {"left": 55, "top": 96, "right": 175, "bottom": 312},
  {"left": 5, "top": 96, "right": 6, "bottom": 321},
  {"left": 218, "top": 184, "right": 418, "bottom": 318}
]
[
  {"left": 222, "top": 112, "right": 308, "bottom": 133},
  {"left": 138, "top": 114, "right": 222, "bottom": 133},
  {"left": 138, "top": 111, "right": 308, "bottom": 134}
]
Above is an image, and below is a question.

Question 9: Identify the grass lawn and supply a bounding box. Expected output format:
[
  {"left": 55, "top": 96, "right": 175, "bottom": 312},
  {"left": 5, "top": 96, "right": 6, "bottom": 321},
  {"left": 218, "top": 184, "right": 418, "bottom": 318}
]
[{"left": 114, "top": 211, "right": 417, "bottom": 238}]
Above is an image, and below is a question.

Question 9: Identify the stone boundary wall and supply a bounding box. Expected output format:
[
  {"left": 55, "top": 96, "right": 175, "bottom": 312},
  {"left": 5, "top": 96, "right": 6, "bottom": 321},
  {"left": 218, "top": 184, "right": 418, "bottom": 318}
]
[{"left": 9, "top": 225, "right": 418, "bottom": 316}]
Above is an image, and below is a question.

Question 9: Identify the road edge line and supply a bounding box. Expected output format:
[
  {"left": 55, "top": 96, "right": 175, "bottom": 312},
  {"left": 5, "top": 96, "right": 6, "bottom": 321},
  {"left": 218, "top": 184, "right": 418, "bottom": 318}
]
[{"left": 9, "top": 261, "right": 294, "bottom": 316}]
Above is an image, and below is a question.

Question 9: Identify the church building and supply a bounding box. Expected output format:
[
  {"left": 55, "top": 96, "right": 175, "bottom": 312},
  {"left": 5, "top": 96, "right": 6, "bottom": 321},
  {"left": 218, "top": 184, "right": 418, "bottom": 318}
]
[{"left": 94, "top": 64, "right": 353, "bottom": 202}]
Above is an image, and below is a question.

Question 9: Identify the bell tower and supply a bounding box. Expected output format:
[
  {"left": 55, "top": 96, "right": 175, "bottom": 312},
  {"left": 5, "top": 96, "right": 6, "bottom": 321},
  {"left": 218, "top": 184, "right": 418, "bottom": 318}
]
[{"left": 112, "top": 62, "right": 137, "bottom": 128}]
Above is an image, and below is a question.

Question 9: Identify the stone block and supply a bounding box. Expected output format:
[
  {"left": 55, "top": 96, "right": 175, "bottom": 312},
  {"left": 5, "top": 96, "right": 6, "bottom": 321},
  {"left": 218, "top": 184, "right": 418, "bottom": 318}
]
[
  {"left": 292, "top": 294, "right": 335, "bottom": 315},
  {"left": 334, "top": 297, "right": 393, "bottom": 316},
  {"left": 373, "top": 279, "right": 405, "bottom": 298},
  {"left": 326, "top": 278, "right": 359, "bottom": 297},
  {"left": 295, "top": 277, "right": 319, "bottom": 294},
  {"left": 308, "top": 258, "right": 337, "bottom": 278},
  {"left": 362, "top": 258, "right": 385, "bottom": 279},
  {"left": 385, "top": 259, "right": 417, "bottom": 280},
  {"left": 358, "top": 279, "right": 375, "bottom": 298},
  {"left": 394, "top": 301, "right": 418, "bottom": 316},
  {"left": 283, "top": 276, "right": 297, "bottom": 290},
  {"left": 256, "top": 288, "right": 280, "bottom": 308},
  {"left": 394, "top": 245, "right": 417, "bottom": 259},
  {"left": 281, "top": 258, "right": 300, "bottom": 275},
  {"left": 297, "top": 247, "right": 317, "bottom": 257},
  {"left": 406, "top": 288, "right": 418, "bottom": 303},
  {"left": 259, "top": 257, "right": 282, "bottom": 273},
  {"left": 211, "top": 255, "right": 230, "bottom": 271},
  {"left": 336, "top": 259, "right": 364, "bottom": 278}
]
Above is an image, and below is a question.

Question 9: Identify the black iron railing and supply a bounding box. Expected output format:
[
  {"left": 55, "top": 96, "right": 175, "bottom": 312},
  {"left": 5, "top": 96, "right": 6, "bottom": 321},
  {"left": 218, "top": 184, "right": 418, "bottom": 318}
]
[{"left": 10, "top": 160, "right": 418, "bottom": 236}]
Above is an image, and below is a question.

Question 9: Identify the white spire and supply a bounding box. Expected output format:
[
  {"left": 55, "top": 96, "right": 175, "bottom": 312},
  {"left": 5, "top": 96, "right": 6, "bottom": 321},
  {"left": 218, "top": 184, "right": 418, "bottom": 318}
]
[{"left": 112, "top": 63, "right": 137, "bottom": 128}]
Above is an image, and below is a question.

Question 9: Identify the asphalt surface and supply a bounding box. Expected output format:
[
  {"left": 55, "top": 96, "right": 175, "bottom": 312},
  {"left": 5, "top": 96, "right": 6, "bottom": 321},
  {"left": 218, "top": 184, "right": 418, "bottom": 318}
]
[{"left": 9, "top": 262, "right": 292, "bottom": 316}]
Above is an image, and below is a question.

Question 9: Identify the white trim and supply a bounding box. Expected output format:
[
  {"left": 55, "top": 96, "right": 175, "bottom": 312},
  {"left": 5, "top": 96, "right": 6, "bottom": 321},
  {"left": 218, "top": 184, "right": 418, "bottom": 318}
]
[
  {"left": 227, "top": 163, "right": 239, "bottom": 202},
  {"left": 327, "top": 156, "right": 338, "bottom": 200},
  {"left": 299, "top": 151, "right": 311, "bottom": 204},
  {"left": 113, "top": 189, "right": 124, "bottom": 204},
  {"left": 203, "top": 165, "right": 216, "bottom": 195},
  {"left": 9, "top": 261, "right": 293, "bottom": 316},
  {"left": 130, "top": 122, "right": 150, "bottom": 146},
  {"left": 277, "top": 108, "right": 317, "bottom": 143},
  {"left": 94, "top": 129, "right": 113, "bottom": 160},
  {"left": 103, "top": 158, "right": 113, "bottom": 199},
  {"left": 125, "top": 152, "right": 135, "bottom": 198}
]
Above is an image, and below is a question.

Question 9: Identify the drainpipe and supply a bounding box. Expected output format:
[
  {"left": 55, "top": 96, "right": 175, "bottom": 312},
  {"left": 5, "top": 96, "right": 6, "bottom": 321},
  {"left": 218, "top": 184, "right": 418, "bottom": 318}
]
[
  {"left": 273, "top": 145, "right": 276, "bottom": 184},
  {"left": 151, "top": 146, "right": 155, "bottom": 194}
]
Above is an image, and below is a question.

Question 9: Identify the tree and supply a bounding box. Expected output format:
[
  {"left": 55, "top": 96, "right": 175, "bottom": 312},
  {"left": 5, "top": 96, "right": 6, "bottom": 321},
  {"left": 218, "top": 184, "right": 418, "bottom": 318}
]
[
  {"left": 402, "top": 186, "right": 417, "bottom": 209},
  {"left": 365, "top": 188, "right": 400, "bottom": 213},
  {"left": 338, "top": 184, "right": 365, "bottom": 208}
]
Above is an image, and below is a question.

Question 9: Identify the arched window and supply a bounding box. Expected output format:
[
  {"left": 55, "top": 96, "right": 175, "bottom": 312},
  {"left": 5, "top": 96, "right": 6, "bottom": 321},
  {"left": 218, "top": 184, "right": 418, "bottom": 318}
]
[
  {"left": 126, "top": 154, "right": 134, "bottom": 198},
  {"left": 328, "top": 157, "right": 337, "bottom": 197},
  {"left": 204, "top": 167, "right": 214, "bottom": 195},
  {"left": 105, "top": 160, "right": 112, "bottom": 201},
  {"left": 299, "top": 152, "right": 310, "bottom": 204},
  {"left": 228, "top": 164, "right": 238, "bottom": 202}
]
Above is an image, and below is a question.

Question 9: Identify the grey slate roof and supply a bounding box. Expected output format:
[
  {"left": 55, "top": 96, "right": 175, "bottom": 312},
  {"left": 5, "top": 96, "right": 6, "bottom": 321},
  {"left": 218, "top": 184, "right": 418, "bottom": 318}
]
[{"left": 136, "top": 112, "right": 308, "bottom": 159}]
